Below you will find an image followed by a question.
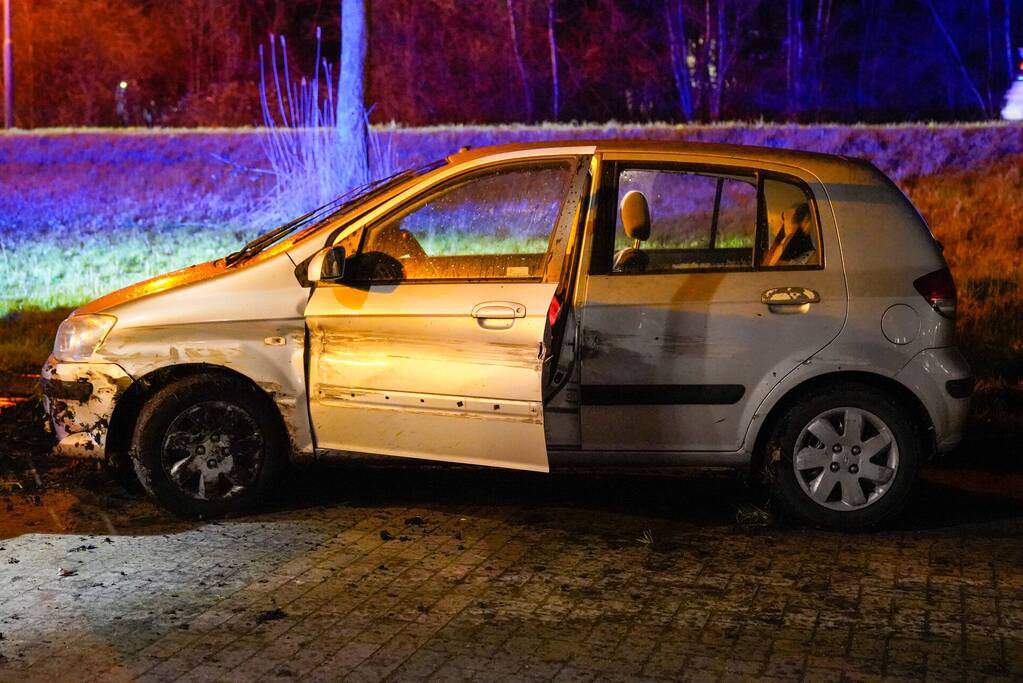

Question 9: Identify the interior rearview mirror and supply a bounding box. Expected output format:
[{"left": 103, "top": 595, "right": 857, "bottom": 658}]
[{"left": 307, "top": 245, "right": 346, "bottom": 284}]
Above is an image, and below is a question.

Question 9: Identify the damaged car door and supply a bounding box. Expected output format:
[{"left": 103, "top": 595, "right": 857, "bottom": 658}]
[{"left": 304, "top": 158, "right": 586, "bottom": 471}]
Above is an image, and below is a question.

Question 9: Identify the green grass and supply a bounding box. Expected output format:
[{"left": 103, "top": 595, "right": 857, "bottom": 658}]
[{"left": 1, "top": 223, "right": 254, "bottom": 314}]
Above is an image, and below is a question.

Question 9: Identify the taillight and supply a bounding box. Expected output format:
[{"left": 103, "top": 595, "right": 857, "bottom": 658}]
[
  {"left": 913, "top": 268, "right": 957, "bottom": 319},
  {"left": 547, "top": 296, "right": 562, "bottom": 327}
]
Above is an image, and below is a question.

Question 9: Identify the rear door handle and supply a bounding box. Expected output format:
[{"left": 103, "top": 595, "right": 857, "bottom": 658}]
[
  {"left": 762, "top": 287, "right": 820, "bottom": 314},
  {"left": 472, "top": 302, "right": 526, "bottom": 329},
  {"left": 762, "top": 287, "right": 820, "bottom": 305}
]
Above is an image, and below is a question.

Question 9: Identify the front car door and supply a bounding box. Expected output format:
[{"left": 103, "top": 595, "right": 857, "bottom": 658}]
[
  {"left": 305, "top": 156, "right": 589, "bottom": 471},
  {"left": 576, "top": 152, "right": 847, "bottom": 454}
]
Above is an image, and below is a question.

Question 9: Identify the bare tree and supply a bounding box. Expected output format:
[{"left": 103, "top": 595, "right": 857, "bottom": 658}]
[
  {"left": 1006, "top": 0, "right": 1016, "bottom": 82},
  {"left": 810, "top": 0, "right": 834, "bottom": 113},
  {"left": 3, "top": 0, "right": 12, "bottom": 128},
  {"left": 172, "top": 1, "right": 243, "bottom": 96},
  {"left": 546, "top": 0, "right": 559, "bottom": 120},
  {"left": 506, "top": 0, "right": 533, "bottom": 122},
  {"left": 708, "top": 0, "right": 726, "bottom": 120},
  {"left": 663, "top": 0, "right": 694, "bottom": 121},
  {"left": 923, "top": 0, "right": 990, "bottom": 116},
  {"left": 786, "top": 0, "right": 805, "bottom": 117},
  {"left": 985, "top": 0, "right": 994, "bottom": 111}
]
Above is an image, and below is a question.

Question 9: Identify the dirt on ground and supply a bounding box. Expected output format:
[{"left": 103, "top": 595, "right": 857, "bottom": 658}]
[{"left": 0, "top": 397, "right": 171, "bottom": 539}]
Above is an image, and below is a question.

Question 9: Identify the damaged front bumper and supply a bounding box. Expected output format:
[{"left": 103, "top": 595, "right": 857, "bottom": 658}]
[{"left": 41, "top": 356, "right": 133, "bottom": 459}]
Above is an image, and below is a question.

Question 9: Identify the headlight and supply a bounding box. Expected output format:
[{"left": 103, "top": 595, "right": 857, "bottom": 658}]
[{"left": 53, "top": 314, "right": 117, "bottom": 362}]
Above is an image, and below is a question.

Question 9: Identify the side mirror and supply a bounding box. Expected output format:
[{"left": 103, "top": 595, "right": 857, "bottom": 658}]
[
  {"left": 308, "top": 245, "right": 346, "bottom": 284},
  {"left": 620, "top": 190, "right": 651, "bottom": 246}
]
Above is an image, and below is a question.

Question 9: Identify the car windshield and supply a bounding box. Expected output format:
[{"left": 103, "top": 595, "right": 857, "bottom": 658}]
[{"left": 225, "top": 159, "right": 446, "bottom": 265}]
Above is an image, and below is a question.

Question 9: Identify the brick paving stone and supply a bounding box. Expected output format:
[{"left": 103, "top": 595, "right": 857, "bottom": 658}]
[{"left": 0, "top": 466, "right": 1022, "bottom": 681}]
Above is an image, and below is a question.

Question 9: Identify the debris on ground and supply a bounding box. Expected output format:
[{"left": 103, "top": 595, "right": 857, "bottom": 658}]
[
  {"left": 254, "top": 608, "right": 286, "bottom": 623},
  {"left": 57, "top": 568, "right": 77, "bottom": 578},
  {"left": 379, "top": 530, "right": 394, "bottom": 541},
  {"left": 735, "top": 504, "right": 773, "bottom": 530},
  {"left": 404, "top": 515, "right": 426, "bottom": 526}
]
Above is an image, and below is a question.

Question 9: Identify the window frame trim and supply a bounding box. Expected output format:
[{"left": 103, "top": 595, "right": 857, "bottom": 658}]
[{"left": 336, "top": 157, "right": 585, "bottom": 287}]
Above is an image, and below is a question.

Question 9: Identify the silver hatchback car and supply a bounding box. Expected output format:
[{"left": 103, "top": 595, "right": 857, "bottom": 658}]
[{"left": 42, "top": 140, "right": 972, "bottom": 528}]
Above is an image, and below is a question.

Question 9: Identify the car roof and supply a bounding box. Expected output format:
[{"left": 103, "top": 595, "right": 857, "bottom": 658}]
[{"left": 446, "top": 139, "right": 878, "bottom": 183}]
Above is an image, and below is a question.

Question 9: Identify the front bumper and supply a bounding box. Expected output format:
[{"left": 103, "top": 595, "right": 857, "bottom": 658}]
[
  {"left": 894, "top": 347, "right": 972, "bottom": 454},
  {"left": 41, "top": 356, "right": 133, "bottom": 459}
]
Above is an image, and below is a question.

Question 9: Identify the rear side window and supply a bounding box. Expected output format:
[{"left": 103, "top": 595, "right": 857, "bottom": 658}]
[
  {"left": 601, "top": 163, "right": 822, "bottom": 275},
  {"left": 613, "top": 169, "right": 757, "bottom": 272},
  {"left": 349, "top": 163, "right": 574, "bottom": 282}
]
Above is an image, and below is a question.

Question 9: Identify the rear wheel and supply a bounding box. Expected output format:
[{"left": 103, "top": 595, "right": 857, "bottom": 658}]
[
  {"left": 767, "top": 384, "right": 919, "bottom": 529},
  {"left": 130, "top": 375, "right": 286, "bottom": 518}
]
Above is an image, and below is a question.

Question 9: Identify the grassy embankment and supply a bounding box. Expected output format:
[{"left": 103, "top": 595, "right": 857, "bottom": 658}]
[{"left": 0, "top": 124, "right": 1020, "bottom": 462}]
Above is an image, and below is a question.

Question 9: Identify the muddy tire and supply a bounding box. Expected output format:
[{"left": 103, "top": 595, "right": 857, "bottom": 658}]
[
  {"left": 130, "top": 375, "right": 286, "bottom": 518},
  {"left": 767, "top": 384, "right": 919, "bottom": 530}
]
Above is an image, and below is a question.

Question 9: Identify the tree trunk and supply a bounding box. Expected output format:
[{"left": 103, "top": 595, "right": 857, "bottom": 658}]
[
  {"left": 506, "top": 0, "right": 533, "bottom": 122},
  {"left": 546, "top": 0, "right": 559, "bottom": 120},
  {"left": 663, "top": 0, "right": 694, "bottom": 122},
  {"left": 786, "top": 0, "right": 804, "bottom": 119},
  {"left": 709, "top": 0, "right": 725, "bottom": 121},
  {"left": 811, "top": 0, "right": 833, "bottom": 113},
  {"left": 924, "top": 0, "right": 990, "bottom": 116},
  {"left": 985, "top": 0, "right": 994, "bottom": 112},
  {"left": 338, "top": 0, "right": 368, "bottom": 177},
  {"left": 702, "top": 0, "right": 712, "bottom": 119},
  {"left": 3, "top": 0, "right": 13, "bottom": 128},
  {"left": 1006, "top": 0, "right": 1015, "bottom": 82}
]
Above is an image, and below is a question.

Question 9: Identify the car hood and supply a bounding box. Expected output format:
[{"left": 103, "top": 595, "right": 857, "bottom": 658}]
[
  {"left": 71, "top": 246, "right": 307, "bottom": 330},
  {"left": 74, "top": 259, "right": 227, "bottom": 316}
]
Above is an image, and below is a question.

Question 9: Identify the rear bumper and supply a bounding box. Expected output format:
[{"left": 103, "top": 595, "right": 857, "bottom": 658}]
[
  {"left": 41, "top": 356, "right": 133, "bottom": 459},
  {"left": 894, "top": 347, "right": 971, "bottom": 454}
]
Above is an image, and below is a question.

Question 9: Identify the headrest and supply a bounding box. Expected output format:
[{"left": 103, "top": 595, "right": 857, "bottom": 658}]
[
  {"left": 620, "top": 190, "right": 651, "bottom": 242},
  {"left": 781, "top": 202, "right": 811, "bottom": 235}
]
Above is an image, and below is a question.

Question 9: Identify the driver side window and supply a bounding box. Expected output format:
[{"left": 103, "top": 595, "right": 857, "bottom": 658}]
[{"left": 349, "top": 162, "right": 574, "bottom": 282}]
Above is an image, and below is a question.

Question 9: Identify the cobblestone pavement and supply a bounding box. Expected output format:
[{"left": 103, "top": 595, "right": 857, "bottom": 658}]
[{"left": 0, "top": 463, "right": 1022, "bottom": 682}]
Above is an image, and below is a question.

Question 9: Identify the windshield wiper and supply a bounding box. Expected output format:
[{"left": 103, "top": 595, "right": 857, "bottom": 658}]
[{"left": 224, "top": 204, "right": 324, "bottom": 266}]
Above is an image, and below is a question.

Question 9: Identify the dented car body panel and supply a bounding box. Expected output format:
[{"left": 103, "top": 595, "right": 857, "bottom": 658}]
[
  {"left": 42, "top": 139, "right": 971, "bottom": 480},
  {"left": 306, "top": 281, "right": 558, "bottom": 471},
  {"left": 42, "top": 359, "right": 132, "bottom": 458}
]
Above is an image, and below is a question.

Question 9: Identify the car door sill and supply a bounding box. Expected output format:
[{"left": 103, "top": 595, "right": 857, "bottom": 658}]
[{"left": 307, "top": 447, "right": 748, "bottom": 470}]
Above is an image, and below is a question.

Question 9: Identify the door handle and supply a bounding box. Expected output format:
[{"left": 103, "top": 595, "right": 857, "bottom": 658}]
[
  {"left": 471, "top": 302, "right": 526, "bottom": 319},
  {"left": 762, "top": 287, "right": 820, "bottom": 314},
  {"left": 471, "top": 302, "right": 526, "bottom": 330}
]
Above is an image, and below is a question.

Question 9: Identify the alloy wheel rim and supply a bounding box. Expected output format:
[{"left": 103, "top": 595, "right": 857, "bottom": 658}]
[
  {"left": 792, "top": 406, "right": 899, "bottom": 511},
  {"left": 161, "top": 401, "right": 264, "bottom": 501}
]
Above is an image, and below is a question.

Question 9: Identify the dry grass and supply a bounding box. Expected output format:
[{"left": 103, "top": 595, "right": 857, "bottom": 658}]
[
  {"left": 903, "top": 156, "right": 1023, "bottom": 465},
  {"left": 905, "top": 156, "right": 1023, "bottom": 382}
]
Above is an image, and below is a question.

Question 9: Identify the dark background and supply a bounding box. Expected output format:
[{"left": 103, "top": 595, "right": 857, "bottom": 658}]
[{"left": 6, "top": 0, "right": 1020, "bottom": 128}]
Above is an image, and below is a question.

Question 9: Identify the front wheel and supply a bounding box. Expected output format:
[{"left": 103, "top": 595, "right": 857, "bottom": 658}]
[
  {"left": 130, "top": 375, "right": 286, "bottom": 518},
  {"left": 767, "top": 384, "right": 920, "bottom": 529}
]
